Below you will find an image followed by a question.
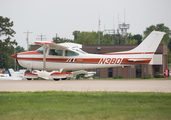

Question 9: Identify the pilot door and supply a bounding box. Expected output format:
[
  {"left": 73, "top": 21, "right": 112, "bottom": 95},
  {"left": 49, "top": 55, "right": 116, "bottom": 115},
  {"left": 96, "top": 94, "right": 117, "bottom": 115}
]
[{"left": 46, "top": 48, "right": 64, "bottom": 71}]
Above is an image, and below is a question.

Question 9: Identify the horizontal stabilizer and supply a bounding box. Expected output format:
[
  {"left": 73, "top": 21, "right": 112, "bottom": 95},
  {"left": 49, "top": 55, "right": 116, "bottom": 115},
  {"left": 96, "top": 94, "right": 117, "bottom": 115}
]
[{"left": 127, "top": 58, "right": 151, "bottom": 62}]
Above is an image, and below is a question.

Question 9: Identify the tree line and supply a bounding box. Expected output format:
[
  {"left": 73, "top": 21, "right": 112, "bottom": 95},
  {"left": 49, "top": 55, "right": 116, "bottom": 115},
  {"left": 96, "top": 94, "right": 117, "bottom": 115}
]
[
  {"left": 53, "top": 31, "right": 143, "bottom": 45},
  {"left": 53, "top": 23, "right": 171, "bottom": 48},
  {"left": 0, "top": 16, "right": 171, "bottom": 69}
]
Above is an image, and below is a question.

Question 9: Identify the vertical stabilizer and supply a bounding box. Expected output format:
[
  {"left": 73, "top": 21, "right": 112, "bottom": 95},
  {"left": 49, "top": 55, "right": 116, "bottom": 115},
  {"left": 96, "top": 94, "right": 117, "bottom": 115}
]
[
  {"left": 130, "top": 31, "right": 165, "bottom": 53},
  {"left": 8, "top": 69, "right": 16, "bottom": 77}
]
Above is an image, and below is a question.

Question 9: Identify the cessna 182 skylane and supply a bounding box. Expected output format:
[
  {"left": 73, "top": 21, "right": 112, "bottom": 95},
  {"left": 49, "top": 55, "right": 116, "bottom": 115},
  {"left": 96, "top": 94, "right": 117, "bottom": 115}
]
[{"left": 11, "top": 31, "right": 165, "bottom": 80}]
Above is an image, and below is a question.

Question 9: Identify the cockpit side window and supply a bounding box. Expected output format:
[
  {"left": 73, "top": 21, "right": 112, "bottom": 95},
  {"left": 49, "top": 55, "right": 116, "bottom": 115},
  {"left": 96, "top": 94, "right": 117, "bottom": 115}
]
[
  {"left": 49, "top": 49, "right": 63, "bottom": 56},
  {"left": 36, "top": 47, "right": 47, "bottom": 54},
  {"left": 65, "top": 50, "right": 79, "bottom": 56}
]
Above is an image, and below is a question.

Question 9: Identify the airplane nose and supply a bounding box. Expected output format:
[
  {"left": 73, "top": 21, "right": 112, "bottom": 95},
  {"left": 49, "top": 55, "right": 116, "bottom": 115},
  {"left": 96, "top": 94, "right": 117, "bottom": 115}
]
[{"left": 11, "top": 54, "right": 17, "bottom": 59}]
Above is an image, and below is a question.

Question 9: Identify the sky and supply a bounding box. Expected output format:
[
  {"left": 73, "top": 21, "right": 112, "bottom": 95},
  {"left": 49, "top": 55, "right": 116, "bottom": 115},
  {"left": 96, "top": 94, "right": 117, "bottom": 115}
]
[{"left": 0, "top": 0, "right": 171, "bottom": 50}]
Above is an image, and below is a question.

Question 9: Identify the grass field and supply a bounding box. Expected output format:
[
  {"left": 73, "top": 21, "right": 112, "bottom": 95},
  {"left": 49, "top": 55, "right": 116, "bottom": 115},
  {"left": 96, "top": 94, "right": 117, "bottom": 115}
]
[{"left": 0, "top": 91, "right": 171, "bottom": 120}]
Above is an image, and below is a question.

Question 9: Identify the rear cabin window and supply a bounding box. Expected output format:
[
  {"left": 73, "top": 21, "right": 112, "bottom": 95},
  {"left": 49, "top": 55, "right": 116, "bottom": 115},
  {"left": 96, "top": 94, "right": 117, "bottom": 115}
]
[
  {"left": 65, "top": 50, "right": 79, "bottom": 56},
  {"left": 49, "top": 49, "right": 63, "bottom": 56}
]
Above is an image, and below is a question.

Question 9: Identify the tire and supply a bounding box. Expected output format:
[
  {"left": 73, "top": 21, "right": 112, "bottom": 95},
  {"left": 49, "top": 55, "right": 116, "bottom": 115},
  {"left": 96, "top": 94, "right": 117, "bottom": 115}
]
[
  {"left": 61, "top": 78, "right": 67, "bottom": 80},
  {"left": 53, "top": 79, "right": 60, "bottom": 81},
  {"left": 27, "top": 78, "right": 32, "bottom": 80}
]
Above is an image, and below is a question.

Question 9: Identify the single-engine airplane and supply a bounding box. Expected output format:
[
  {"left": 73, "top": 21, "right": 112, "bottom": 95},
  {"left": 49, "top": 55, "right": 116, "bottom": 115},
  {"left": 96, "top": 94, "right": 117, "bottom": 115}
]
[{"left": 11, "top": 31, "right": 165, "bottom": 80}]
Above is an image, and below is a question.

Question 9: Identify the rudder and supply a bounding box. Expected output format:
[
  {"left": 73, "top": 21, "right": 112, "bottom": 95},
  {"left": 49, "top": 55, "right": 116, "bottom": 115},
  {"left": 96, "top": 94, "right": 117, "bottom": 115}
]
[{"left": 130, "top": 31, "right": 165, "bottom": 53}]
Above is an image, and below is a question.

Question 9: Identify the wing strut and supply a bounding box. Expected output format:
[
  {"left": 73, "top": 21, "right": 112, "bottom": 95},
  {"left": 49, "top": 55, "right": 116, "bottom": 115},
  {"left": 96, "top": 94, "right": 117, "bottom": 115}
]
[{"left": 43, "top": 44, "right": 46, "bottom": 70}]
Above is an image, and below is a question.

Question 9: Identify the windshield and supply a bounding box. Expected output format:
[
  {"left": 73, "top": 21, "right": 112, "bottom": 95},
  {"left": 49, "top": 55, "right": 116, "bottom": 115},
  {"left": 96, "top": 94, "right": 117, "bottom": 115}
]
[
  {"left": 76, "top": 49, "right": 87, "bottom": 54},
  {"left": 36, "top": 47, "right": 47, "bottom": 54}
]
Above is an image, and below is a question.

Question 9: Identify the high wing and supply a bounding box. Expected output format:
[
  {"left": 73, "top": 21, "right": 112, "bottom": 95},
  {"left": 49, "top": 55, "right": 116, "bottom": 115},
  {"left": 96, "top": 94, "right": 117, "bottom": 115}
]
[{"left": 34, "top": 41, "right": 82, "bottom": 50}]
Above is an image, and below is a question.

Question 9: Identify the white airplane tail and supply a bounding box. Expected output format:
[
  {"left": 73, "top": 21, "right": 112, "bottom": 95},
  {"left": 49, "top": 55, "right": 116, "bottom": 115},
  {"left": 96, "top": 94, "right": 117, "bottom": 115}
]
[
  {"left": 8, "top": 69, "right": 26, "bottom": 78},
  {"left": 8, "top": 69, "right": 16, "bottom": 77},
  {"left": 130, "top": 31, "right": 165, "bottom": 53}
]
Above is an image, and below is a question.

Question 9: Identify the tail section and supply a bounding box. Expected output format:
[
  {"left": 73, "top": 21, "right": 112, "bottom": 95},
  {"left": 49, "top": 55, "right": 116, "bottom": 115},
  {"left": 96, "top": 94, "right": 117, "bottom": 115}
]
[
  {"left": 123, "top": 31, "right": 166, "bottom": 63},
  {"left": 8, "top": 69, "right": 16, "bottom": 77},
  {"left": 130, "top": 31, "right": 165, "bottom": 53}
]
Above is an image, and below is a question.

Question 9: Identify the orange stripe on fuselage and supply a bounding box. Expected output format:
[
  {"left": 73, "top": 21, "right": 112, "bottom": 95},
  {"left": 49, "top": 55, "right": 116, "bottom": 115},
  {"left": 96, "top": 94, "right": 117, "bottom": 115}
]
[
  {"left": 74, "top": 58, "right": 100, "bottom": 63},
  {"left": 18, "top": 51, "right": 41, "bottom": 55},
  {"left": 17, "top": 58, "right": 100, "bottom": 63}
]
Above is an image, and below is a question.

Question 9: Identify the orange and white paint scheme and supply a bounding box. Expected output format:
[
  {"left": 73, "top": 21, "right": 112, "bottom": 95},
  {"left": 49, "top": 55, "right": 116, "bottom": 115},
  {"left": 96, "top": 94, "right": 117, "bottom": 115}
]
[{"left": 11, "top": 31, "right": 165, "bottom": 80}]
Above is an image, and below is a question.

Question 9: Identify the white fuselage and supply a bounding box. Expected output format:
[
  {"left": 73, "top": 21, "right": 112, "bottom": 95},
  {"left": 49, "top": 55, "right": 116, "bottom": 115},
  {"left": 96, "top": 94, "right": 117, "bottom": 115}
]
[{"left": 17, "top": 47, "right": 152, "bottom": 72}]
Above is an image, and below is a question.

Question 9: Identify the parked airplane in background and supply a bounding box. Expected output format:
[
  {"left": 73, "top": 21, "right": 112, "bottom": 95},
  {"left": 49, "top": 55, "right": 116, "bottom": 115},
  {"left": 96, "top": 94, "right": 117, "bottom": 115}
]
[
  {"left": 11, "top": 31, "right": 165, "bottom": 81},
  {"left": 32, "top": 70, "right": 73, "bottom": 80},
  {"left": 84, "top": 71, "right": 96, "bottom": 79},
  {"left": 72, "top": 70, "right": 96, "bottom": 79},
  {"left": 0, "top": 69, "right": 26, "bottom": 80}
]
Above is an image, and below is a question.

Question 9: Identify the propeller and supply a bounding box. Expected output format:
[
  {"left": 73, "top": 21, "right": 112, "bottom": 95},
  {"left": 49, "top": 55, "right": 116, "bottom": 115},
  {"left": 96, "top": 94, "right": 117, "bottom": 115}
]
[{"left": 11, "top": 53, "right": 19, "bottom": 71}]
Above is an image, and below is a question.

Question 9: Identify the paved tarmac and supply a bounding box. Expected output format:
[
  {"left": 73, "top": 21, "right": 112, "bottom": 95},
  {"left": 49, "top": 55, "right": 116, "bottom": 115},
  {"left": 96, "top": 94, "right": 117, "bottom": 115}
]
[{"left": 0, "top": 80, "right": 171, "bottom": 92}]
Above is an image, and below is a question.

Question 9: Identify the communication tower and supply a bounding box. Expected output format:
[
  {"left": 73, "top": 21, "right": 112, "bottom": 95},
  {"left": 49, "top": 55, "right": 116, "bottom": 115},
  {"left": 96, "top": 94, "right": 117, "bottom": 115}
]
[
  {"left": 104, "top": 10, "right": 130, "bottom": 44},
  {"left": 23, "top": 31, "right": 32, "bottom": 51}
]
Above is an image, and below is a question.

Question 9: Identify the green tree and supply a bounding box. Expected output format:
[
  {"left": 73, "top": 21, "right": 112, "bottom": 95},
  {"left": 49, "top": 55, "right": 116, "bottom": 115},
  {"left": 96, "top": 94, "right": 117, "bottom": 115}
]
[
  {"left": 0, "top": 16, "right": 17, "bottom": 69},
  {"left": 127, "top": 39, "right": 138, "bottom": 45},
  {"left": 52, "top": 37, "right": 73, "bottom": 44},
  {"left": 127, "top": 33, "right": 142, "bottom": 45},
  {"left": 168, "top": 40, "right": 171, "bottom": 51},
  {"left": 132, "top": 34, "right": 142, "bottom": 44},
  {"left": 74, "top": 31, "right": 98, "bottom": 45},
  {"left": 143, "top": 23, "right": 171, "bottom": 45},
  {"left": 15, "top": 46, "right": 25, "bottom": 53},
  {"left": 101, "top": 34, "right": 112, "bottom": 45},
  {"left": 73, "top": 30, "right": 80, "bottom": 40},
  {"left": 0, "top": 16, "right": 16, "bottom": 37}
]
